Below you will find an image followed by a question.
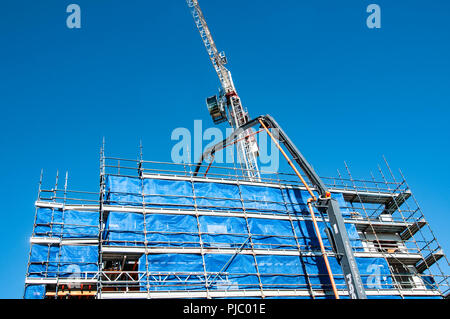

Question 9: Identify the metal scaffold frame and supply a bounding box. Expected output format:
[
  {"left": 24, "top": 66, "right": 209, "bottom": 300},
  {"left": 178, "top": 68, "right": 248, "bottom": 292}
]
[{"left": 23, "top": 147, "right": 449, "bottom": 299}]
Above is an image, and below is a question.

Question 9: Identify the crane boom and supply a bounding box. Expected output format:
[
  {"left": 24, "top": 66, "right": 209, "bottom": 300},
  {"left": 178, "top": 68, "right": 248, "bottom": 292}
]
[{"left": 186, "top": 0, "right": 260, "bottom": 181}]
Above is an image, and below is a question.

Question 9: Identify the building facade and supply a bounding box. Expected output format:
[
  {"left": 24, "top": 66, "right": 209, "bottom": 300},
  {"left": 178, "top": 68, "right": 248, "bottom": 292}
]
[{"left": 24, "top": 154, "right": 449, "bottom": 299}]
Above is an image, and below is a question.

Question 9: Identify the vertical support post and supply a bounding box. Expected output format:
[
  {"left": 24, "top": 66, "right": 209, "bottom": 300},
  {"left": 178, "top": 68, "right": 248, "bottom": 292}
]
[{"left": 326, "top": 199, "right": 366, "bottom": 299}]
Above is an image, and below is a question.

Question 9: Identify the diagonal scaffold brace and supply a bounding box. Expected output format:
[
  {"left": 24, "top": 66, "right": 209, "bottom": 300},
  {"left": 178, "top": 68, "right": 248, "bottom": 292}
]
[{"left": 193, "top": 114, "right": 367, "bottom": 299}]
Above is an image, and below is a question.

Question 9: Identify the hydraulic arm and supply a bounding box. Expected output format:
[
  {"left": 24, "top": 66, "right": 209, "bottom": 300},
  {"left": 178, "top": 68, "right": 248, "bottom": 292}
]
[{"left": 194, "top": 115, "right": 367, "bottom": 299}]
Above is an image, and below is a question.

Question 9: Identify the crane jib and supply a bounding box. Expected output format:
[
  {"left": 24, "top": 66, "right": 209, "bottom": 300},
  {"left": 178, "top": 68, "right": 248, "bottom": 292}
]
[{"left": 186, "top": 0, "right": 261, "bottom": 181}]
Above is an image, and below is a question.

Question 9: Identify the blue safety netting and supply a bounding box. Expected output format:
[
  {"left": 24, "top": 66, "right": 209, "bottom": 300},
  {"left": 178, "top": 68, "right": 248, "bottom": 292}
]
[
  {"left": 240, "top": 185, "right": 286, "bottom": 213},
  {"left": 28, "top": 244, "right": 98, "bottom": 278},
  {"left": 282, "top": 188, "right": 310, "bottom": 214},
  {"left": 29, "top": 244, "right": 59, "bottom": 278},
  {"left": 32, "top": 175, "right": 412, "bottom": 295},
  {"left": 103, "top": 212, "right": 201, "bottom": 247},
  {"left": 102, "top": 210, "right": 362, "bottom": 253},
  {"left": 103, "top": 212, "right": 145, "bottom": 246},
  {"left": 34, "top": 208, "right": 98, "bottom": 239},
  {"left": 139, "top": 254, "right": 205, "bottom": 291},
  {"left": 292, "top": 219, "right": 362, "bottom": 251},
  {"left": 136, "top": 252, "right": 392, "bottom": 292},
  {"left": 146, "top": 213, "right": 200, "bottom": 247},
  {"left": 105, "top": 176, "right": 197, "bottom": 209},
  {"left": 62, "top": 210, "right": 98, "bottom": 238},
  {"left": 200, "top": 216, "right": 249, "bottom": 249},
  {"left": 105, "top": 175, "right": 353, "bottom": 218},
  {"left": 34, "top": 208, "right": 62, "bottom": 237},
  {"left": 249, "top": 218, "right": 297, "bottom": 250},
  {"left": 205, "top": 254, "right": 260, "bottom": 290},
  {"left": 257, "top": 255, "right": 310, "bottom": 290},
  {"left": 24, "top": 285, "right": 46, "bottom": 299},
  {"left": 194, "top": 182, "right": 242, "bottom": 211},
  {"left": 143, "top": 178, "right": 195, "bottom": 209},
  {"left": 59, "top": 245, "right": 98, "bottom": 278},
  {"left": 357, "top": 257, "right": 393, "bottom": 289},
  {"left": 105, "top": 176, "right": 142, "bottom": 205}
]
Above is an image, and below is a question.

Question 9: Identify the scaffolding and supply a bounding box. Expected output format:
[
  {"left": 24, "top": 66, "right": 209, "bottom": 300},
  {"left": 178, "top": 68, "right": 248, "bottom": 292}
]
[{"left": 24, "top": 150, "right": 449, "bottom": 299}]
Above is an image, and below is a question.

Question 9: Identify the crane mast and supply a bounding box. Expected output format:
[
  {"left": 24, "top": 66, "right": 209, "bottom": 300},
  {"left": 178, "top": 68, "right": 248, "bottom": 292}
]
[{"left": 186, "top": 0, "right": 260, "bottom": 181}]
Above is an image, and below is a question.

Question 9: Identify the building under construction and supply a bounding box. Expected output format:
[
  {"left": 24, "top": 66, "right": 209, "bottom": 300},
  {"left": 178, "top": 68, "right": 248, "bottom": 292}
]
[
  {"left": 23, "top": 0, "right": 449, "bottom": 299},
  {"left": 24, "top": 151, "right": 449, "bottom": 299}
]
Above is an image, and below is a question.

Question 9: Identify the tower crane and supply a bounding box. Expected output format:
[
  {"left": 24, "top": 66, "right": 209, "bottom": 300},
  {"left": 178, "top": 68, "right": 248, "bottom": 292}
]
[{"left": 186, "top": 0, "right": 260, "bottom": 181}]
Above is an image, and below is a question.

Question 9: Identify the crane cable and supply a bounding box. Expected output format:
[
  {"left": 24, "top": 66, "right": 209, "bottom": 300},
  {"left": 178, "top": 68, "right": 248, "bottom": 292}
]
[{"left": 258, "top": 119, "right": 340, "bottom": 299}]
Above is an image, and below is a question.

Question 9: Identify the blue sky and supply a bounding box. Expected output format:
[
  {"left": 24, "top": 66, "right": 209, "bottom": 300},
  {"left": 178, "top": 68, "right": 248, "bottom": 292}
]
[{"left": 0, "top": 0, "right": 449, "bottom": 298}]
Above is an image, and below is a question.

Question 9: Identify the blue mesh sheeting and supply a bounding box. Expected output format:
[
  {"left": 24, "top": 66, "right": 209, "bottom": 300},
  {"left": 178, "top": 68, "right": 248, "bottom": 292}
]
[
  {"left": 292, "top": 219, "right": 332, "bottom": 251},
  {"left": 303, "top": 255, "right": 344, "bottom": 289},
  {"left": 35, "top": 209, "right": 98, "bottom": 239},
  {"left": 24, "top": 285, "right": 46, "bottom": 299},
  {"left": 257, "top": 255, "right": 309, "bottom": 290},
  {"left": 29, "top": 244, "right": 60, "bottom": 278},
  {"left": 281, "top": 188, "right": 311, "bottom": 214},
  {"left": 62, "top": 210, "right": 98, "bottom": 239},
  {"left": 145, "top": 214, "right": 200, "bottom": 247},
  {"left": 105, "top": 176, "right": 142, "bottom": 205},
  {"left": 249, "top": 218, "right": 297, "bottom": 250},
  {"left": 104, "top": 212, "right": 145, "bottom": 246},
  {"left": 30, "top": 176, "right": 419, "bottom": 297},
  {"left": 28, "top": 244, "right": 98, "bottom": 279},
  {"left": 205, "top": 254, "right": 259, "bottom": 290},
  {"left": 59, "top": 245, "right": 98, "bottom": 278},
  {"left": 240, "top": 185, "right": 286, "bottom": 213},
  {"left": 200, "top": 216, "right": 249, "bottom": 248},
  {"left": 143, "top": 179, "right": 194, "bottom": 209},
  {"left": 140, "top": 254, "right": 205, "bottom": 291},
  {"left": 357, "top": 257, "right": 393, "bottom": 289},
  {"left": 332, "top": 193, "right": 351, "bottom": 217},
  {"left": 194, "top": 182, "right": 242, "bottom": 211},
  {"left": 34, "top": 208, "right": 62, "bottom": 237}
]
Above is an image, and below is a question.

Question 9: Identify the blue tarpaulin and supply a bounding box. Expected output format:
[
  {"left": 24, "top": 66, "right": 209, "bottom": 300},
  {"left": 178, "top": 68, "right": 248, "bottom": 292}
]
[
  {"left": 146, "top": 214, "right": 200, "bottom": 247},
  {"left": 200, "top": 216, "right": 248, "bottom": 248},
  {"left": 136, "top": 252, "right": 392, "bottom": 292},
  {"left": 28, "top": 244, "right": 98, "bottom": 278},
  {"left": 139, "top": 254, "right": 205, "bottom": 291},
  {"left": 240, "top": 185, "right": 286, "bottom": 213},
  {"left": 257, "top": 255, "right": 310, "bottom": 289},
  {"left": 105, "top": 175, "right": 352, "bottom": 218},
  {"left": 105, "top": 176, "right": 142, "bottom": 205},
  {"left": 34, "top": 208, "right": 62, "bottom": 237},
  {"left": 59, "top": 245, "right": 98, "bottom": 278},
  {"left": 104, "top": 212, "right": 145, "bottom": 246},
  {"left": 205, "top": 254, "right": 260, "bottom": 290},
  {"left": 29, "top": 244, "right": 60, "bottom": 278},
  {"left": 143, "top": 178, "right": 194, "bottom": 208},
  {"left": 194, "top": 182, "right": 242, "bottom": 211},
  {"left": 24, "top": 285, "right": 46, "bottom": 299},
  {"left": 249, "top": 218, "right": 297, "bottom": 250},
  {"left": 34, "top": 208, "right": 98, "bottom": 239},
  {"left": 104, "top": 212, "right": 201, "bottom": 247},
  {"left": 62, "top": 211, "right": 98, "bottom": 238},
  {"left": 30, "top": 175, "right": 416, "bottom": 296}
]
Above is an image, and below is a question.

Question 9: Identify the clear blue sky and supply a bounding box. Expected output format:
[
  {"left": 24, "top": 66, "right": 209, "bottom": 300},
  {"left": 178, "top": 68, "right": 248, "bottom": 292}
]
[{"left": 0, "top": 0, "right": 449, "bottom": 298}]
